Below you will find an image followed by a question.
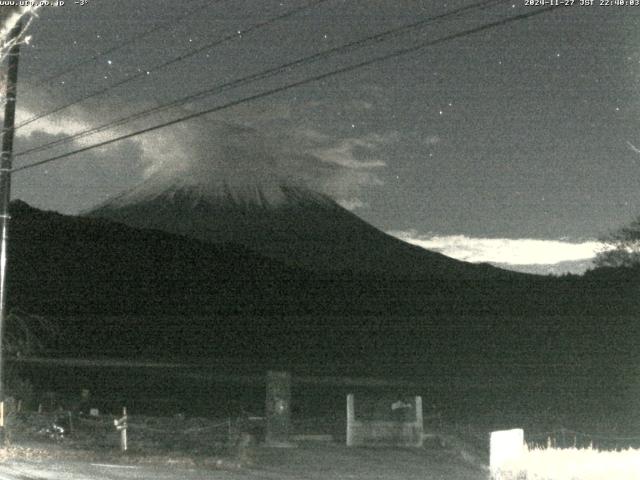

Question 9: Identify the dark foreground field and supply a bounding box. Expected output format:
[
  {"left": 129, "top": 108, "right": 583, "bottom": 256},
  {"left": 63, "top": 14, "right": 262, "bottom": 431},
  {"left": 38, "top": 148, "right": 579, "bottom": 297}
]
[
  {"left": 0, "top": 434, "right": 489, "bottom": 480},
  {"left": 3, "top": 354, "right": 638, "bottom": 480}
]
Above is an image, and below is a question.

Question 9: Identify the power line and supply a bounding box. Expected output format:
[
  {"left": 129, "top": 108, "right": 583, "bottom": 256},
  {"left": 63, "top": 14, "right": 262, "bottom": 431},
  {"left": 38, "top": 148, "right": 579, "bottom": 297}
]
[
  {"left": 14, "top": 5, "right": 559, "bottom": 174},
  {"left": 15, "top": 0, "right": 331, "bottom": 130},
  {"left": 32, "top": 0, "right": 213, "bottom": 88},
  {"left": 15, "top": 0, "right": 505, "bottom": 159},
  {"left": 16, "top": 0, "right": 502, "bottom": 157}
]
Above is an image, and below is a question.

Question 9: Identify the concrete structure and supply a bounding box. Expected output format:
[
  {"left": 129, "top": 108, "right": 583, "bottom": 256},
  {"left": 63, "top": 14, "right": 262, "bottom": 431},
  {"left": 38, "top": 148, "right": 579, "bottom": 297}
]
[
  {"left": 265, "top": 371, "right": 293, "bottom": 447},
  {"left": 346, "top": 393, "right": 423, "bottom": 447}
]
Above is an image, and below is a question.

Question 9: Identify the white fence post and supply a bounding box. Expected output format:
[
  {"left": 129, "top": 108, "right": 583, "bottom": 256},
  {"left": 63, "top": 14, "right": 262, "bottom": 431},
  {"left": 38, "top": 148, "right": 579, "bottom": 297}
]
[
  {"left": 415, "top": 396, "right": 423, "bottom": 447},
  {"left": 346, "top": 393, "right": 355, "bottom": 447},
  {"left": 114, "top": 407, "right": 128, "bottom": 452},
  {"left": 490, "top": 428, "right": 524, "bottom": 477}
]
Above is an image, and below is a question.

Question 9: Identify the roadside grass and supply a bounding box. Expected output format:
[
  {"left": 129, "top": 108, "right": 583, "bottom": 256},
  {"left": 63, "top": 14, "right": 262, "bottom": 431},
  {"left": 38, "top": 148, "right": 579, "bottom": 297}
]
[{"left": 495, "top": 445, "right": 640, "bottom": 480}]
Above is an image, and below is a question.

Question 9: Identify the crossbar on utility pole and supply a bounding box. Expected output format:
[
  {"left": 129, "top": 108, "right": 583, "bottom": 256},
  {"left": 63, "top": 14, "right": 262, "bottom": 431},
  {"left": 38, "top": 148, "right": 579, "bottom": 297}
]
[{"left": 0, "top": 19, "right": 22, "bottom": 436}]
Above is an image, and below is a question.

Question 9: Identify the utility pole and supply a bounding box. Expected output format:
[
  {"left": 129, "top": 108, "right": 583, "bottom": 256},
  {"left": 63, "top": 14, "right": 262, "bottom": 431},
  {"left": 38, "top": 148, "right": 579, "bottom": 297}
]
[{"left": 0, "top": 19, "right": 22, "bottom": 437}]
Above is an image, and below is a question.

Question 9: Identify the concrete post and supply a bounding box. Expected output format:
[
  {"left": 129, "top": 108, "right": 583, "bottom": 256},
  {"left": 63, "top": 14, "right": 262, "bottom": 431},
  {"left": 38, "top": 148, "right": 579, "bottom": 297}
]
[
  {"left": 414, "top": 396, "right": 423, "bottom": 447},
  {"left": 265, "top": 371, "right": 292, "bottom": 447},
  {"left": 346, "top": 393, "right": 355, "bottom": 446}
]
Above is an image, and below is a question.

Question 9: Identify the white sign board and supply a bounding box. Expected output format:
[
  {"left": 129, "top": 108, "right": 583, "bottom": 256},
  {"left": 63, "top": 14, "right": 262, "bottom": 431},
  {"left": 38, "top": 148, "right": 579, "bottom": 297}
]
[{"left": 490, "top": 428, "right": 524, "bottom": 474}]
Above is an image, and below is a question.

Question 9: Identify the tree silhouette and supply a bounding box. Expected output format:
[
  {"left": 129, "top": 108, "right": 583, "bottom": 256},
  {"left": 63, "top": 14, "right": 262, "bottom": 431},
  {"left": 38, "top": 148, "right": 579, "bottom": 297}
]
[{"left": 594, "top": 216, "right": 640, "bottom": 268}]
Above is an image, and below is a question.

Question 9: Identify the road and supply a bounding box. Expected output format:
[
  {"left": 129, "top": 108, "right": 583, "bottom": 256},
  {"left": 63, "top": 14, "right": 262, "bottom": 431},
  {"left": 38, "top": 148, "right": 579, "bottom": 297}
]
[
  {"left": 0, "top": 443, "right": 489, "bottom": 480},
  {"left": 0, "top": 460, "right": 238, "bottom": 480}
]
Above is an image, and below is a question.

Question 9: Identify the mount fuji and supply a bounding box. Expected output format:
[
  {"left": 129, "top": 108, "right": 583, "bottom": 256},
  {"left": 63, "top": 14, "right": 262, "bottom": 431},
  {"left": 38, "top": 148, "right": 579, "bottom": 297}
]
[
  {"left": 85, "top": 118, "right": 528, "bottom": 280},
  {"left": 87, "top": 169, "right": 511, "bottom": 280}
]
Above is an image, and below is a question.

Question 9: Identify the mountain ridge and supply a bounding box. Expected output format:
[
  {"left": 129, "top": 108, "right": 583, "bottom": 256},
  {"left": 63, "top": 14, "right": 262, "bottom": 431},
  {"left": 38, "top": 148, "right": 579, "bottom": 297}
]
[{"left": 87, "top": 176, "right": 519, "bottom": 280}]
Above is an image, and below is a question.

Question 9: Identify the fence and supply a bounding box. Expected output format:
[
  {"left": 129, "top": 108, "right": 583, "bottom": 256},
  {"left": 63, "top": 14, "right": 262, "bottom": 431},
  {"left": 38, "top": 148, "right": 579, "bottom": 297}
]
[
  {"left": 6, "top": 359, "right": 439, "bottom": 452},
  {"left": 6, "top": 408, "right": 239, "bottom": 457}
]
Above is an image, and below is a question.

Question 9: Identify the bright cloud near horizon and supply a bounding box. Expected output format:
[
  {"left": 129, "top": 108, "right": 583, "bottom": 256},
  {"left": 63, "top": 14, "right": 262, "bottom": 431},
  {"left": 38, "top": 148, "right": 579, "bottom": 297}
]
[{"left": 390, "top": 231, "right": 607, "bottom": 268}]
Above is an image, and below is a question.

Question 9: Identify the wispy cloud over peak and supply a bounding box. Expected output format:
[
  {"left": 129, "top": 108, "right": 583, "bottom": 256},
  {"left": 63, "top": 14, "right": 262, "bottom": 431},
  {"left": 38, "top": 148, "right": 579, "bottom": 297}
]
[{"left": 314, "top": 136, "right": 387, "bottom": 169}]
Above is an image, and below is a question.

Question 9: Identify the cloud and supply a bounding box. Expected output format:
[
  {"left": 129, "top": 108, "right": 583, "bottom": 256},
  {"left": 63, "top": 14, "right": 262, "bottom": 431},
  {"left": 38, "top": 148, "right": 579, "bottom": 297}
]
[
  {"left": 313, "top": 136, "right": 387, "bottom": 169},
  {"left": 338, "top": 198, "right": 366, "bottom": 210},
  {"left": 10, "top": 95, "right": 395, "bottom": 212},
  {"left": 10, "top": 104, "right": 146, "bottom": 213},
  {"left": 13, "top": 104, "right": 142, "bottom": 167},
  {"left": 423, "top": 135, "right": 441, "bottom": 146},
  {"left": 350, "top": 100, "right": 373, "bottom": 111},
  {"left": 17, "top": 108, "right": 91, "bottom": 140},
  {"left": 389, "top": 231, "right": 607, "bottom": 266},
  {"left": 136, "top": 112, "right": 392, "bottom": 208}
]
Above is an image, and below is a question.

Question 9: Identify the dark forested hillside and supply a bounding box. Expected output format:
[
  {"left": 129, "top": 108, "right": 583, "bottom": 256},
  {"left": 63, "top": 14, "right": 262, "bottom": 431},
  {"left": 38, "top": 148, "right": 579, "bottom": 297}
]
[{"left": 5, "top": 200, "right": 639, "bottom": 367}]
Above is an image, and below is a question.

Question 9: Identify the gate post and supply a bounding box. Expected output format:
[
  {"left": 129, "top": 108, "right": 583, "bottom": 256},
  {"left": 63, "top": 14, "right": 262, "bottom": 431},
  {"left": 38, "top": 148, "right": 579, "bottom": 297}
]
[
  {"left": 265, "top": 371, "right": 293, "bottom": 447},
  {"left": 346, "top": 393, "right": 355, "bottom": 446}
]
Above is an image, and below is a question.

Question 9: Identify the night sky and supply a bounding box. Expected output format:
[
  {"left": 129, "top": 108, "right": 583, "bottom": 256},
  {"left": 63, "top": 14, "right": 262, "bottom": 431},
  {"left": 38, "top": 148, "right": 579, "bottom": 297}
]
[{"left": 3, "top": 1, "right": 640, "bottom": 272}]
